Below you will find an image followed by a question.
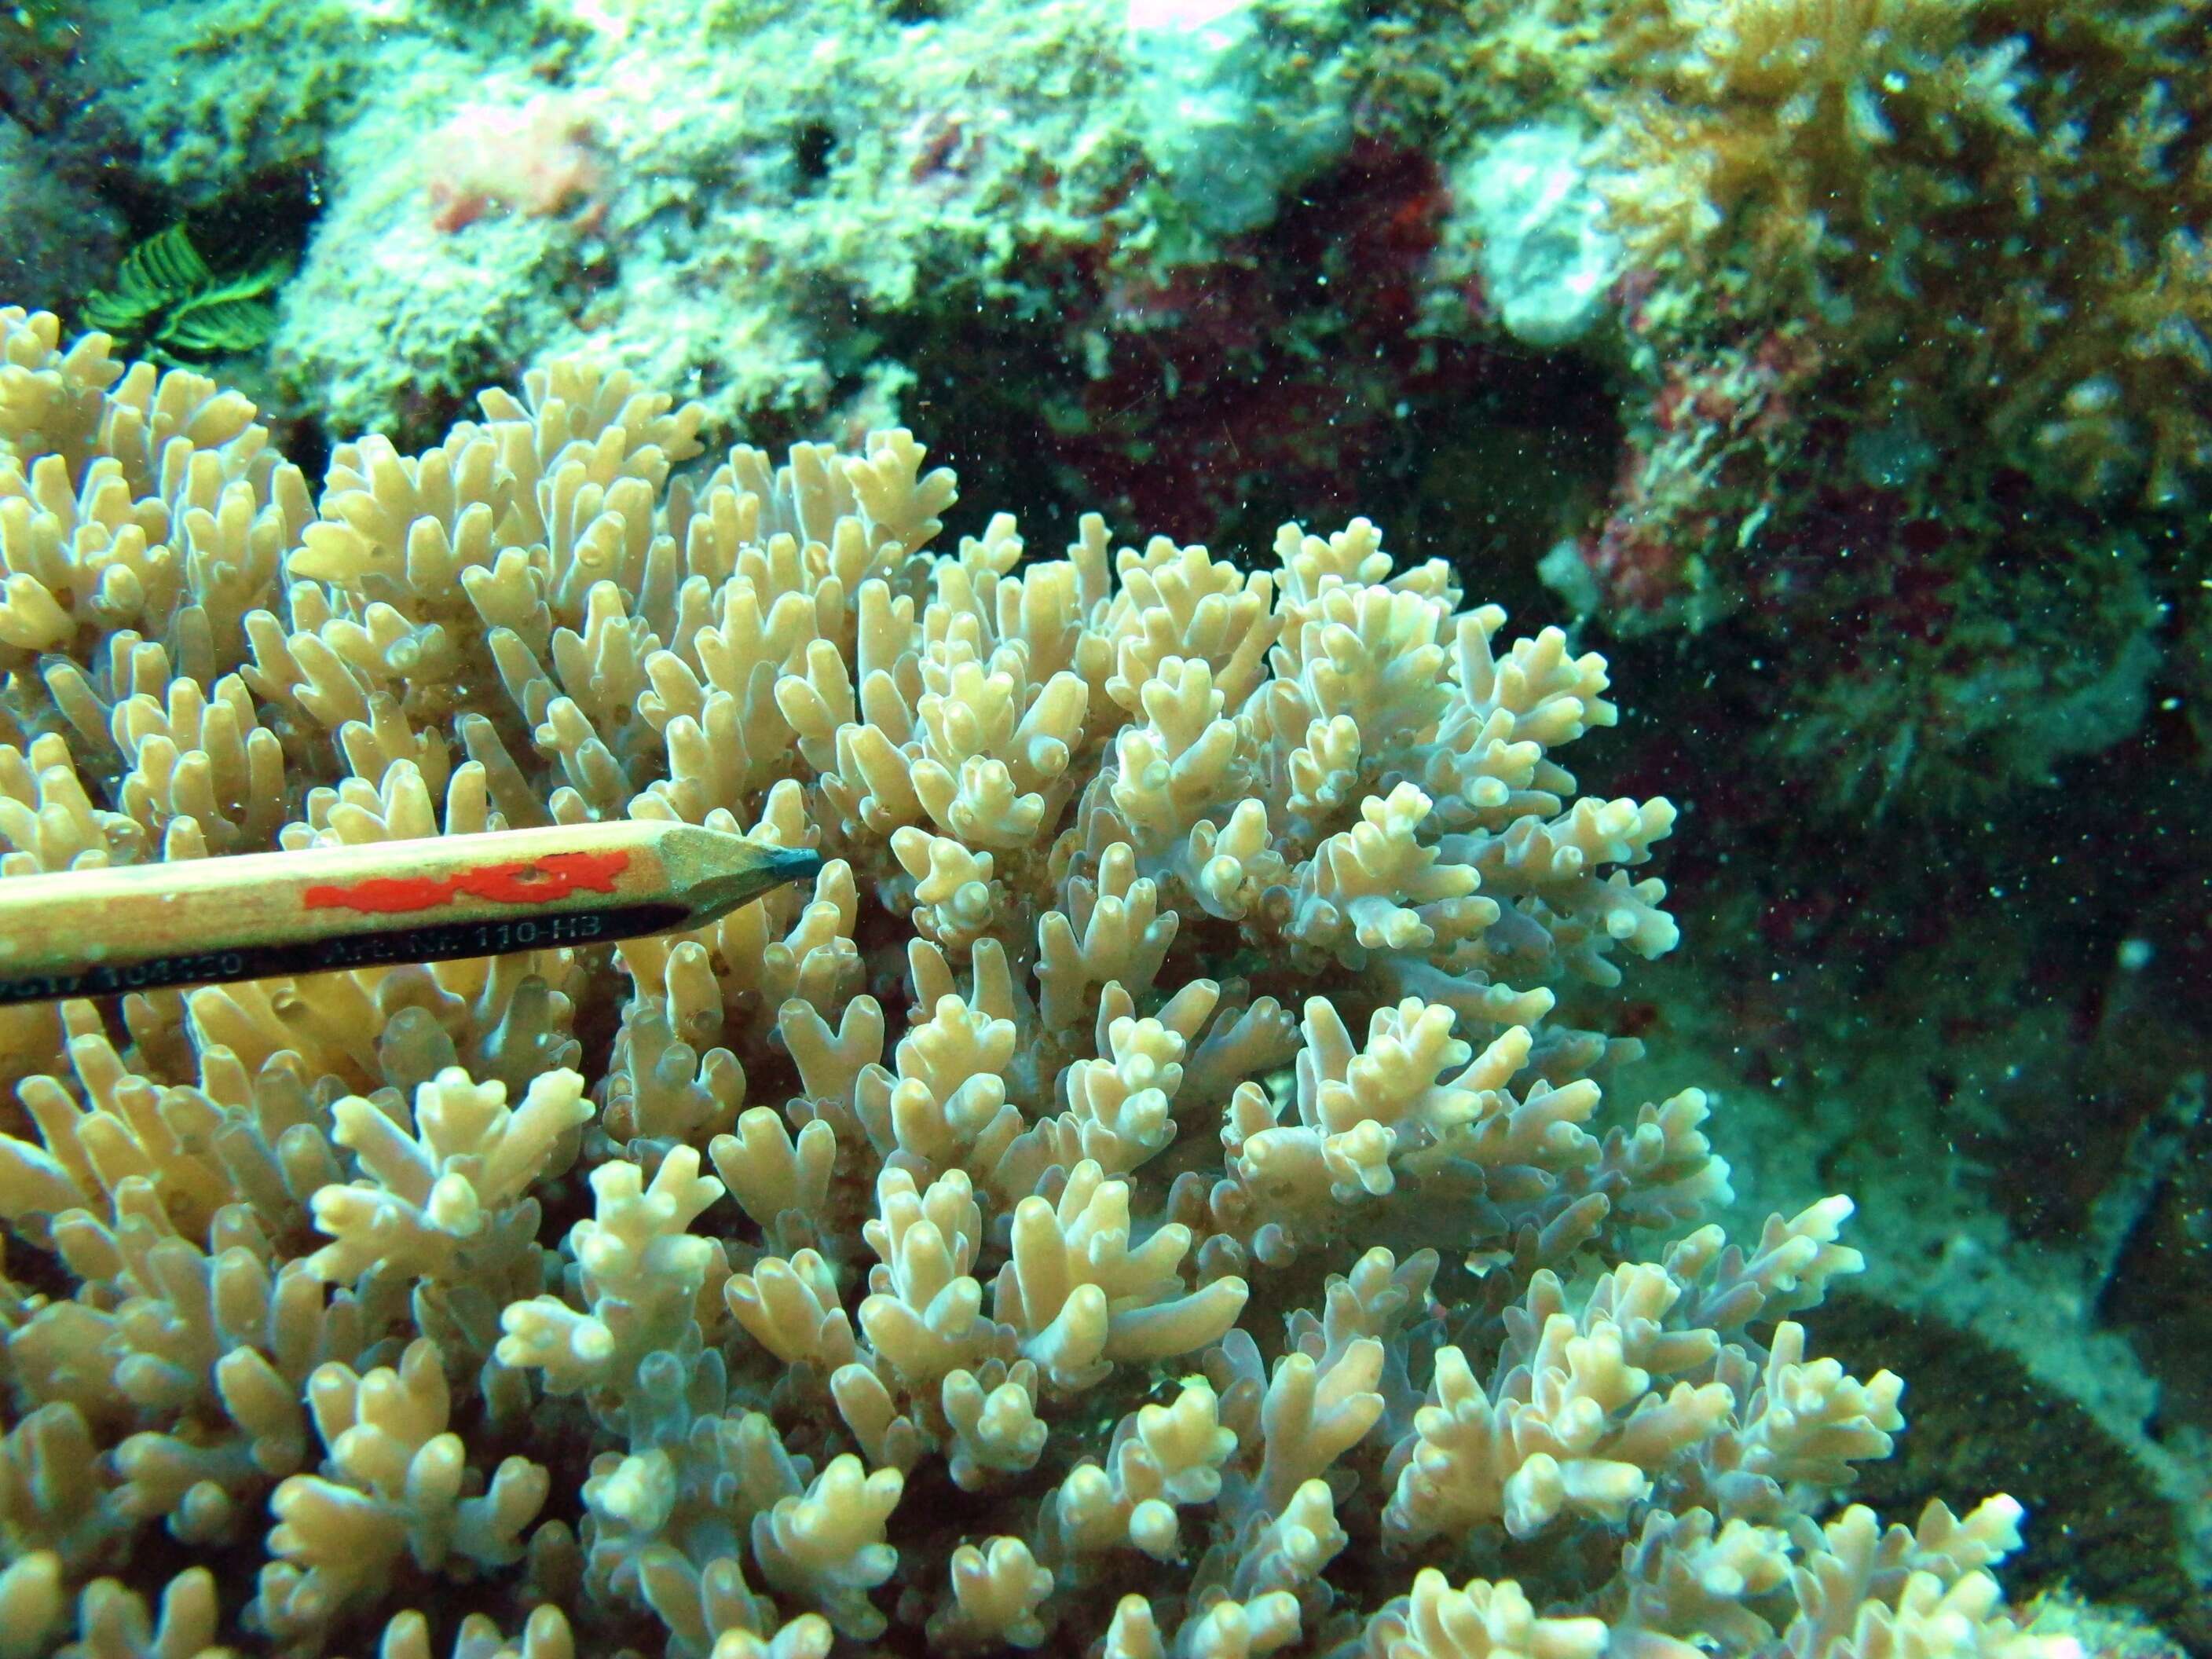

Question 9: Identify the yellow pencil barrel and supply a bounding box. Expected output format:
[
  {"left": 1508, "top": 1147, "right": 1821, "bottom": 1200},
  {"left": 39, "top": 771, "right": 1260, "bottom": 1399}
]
[{"left": 0, "top": 822, "right": 822, "bottom": 1005}]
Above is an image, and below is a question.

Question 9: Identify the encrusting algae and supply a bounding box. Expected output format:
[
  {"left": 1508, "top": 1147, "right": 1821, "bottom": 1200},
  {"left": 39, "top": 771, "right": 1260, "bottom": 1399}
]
[{"left": 0, "top": 305, "right": 2075, "bottom": 1659}]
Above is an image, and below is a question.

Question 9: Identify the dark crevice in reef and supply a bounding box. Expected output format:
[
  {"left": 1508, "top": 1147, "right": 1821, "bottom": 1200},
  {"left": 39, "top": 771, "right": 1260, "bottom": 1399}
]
[{"left": 1810, "top": 1290, "right": 2203, "bottom": 1652}]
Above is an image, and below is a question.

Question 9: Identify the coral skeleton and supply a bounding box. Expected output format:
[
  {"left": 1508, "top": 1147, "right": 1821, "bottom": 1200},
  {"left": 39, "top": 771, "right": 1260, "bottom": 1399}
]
[{"left": 0, "top": 306, "right": 2072, "bottom": 1659}]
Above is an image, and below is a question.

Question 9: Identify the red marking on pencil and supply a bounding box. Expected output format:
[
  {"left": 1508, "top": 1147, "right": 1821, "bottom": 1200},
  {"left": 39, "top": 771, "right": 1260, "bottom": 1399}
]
[{"left": 302, "top": 850, "right": 632, "bottom": 914}]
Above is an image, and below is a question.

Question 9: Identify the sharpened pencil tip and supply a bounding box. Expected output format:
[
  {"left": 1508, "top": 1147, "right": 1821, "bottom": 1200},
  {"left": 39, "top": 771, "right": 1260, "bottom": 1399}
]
[{"left": 767, "top": 844, "right": 825, "bottom": 881}]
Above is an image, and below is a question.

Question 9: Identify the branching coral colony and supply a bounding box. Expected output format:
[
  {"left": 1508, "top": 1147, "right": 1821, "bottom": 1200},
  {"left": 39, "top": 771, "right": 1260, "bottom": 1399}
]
[{"left": 0, "top": 303, "right": 2075, "bottom": 1659}]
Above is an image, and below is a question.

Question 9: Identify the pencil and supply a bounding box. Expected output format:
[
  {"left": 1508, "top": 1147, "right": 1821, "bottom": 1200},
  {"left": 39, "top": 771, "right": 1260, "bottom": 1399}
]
[{"left": 0, "top": 821, "right": 823, "bottom": 1006}]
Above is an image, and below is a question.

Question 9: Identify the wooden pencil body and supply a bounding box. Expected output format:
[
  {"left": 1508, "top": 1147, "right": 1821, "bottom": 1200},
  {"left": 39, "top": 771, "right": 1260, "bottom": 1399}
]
[{"left": 0, "top": 823, "right": 818, "bottom": 1004}]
